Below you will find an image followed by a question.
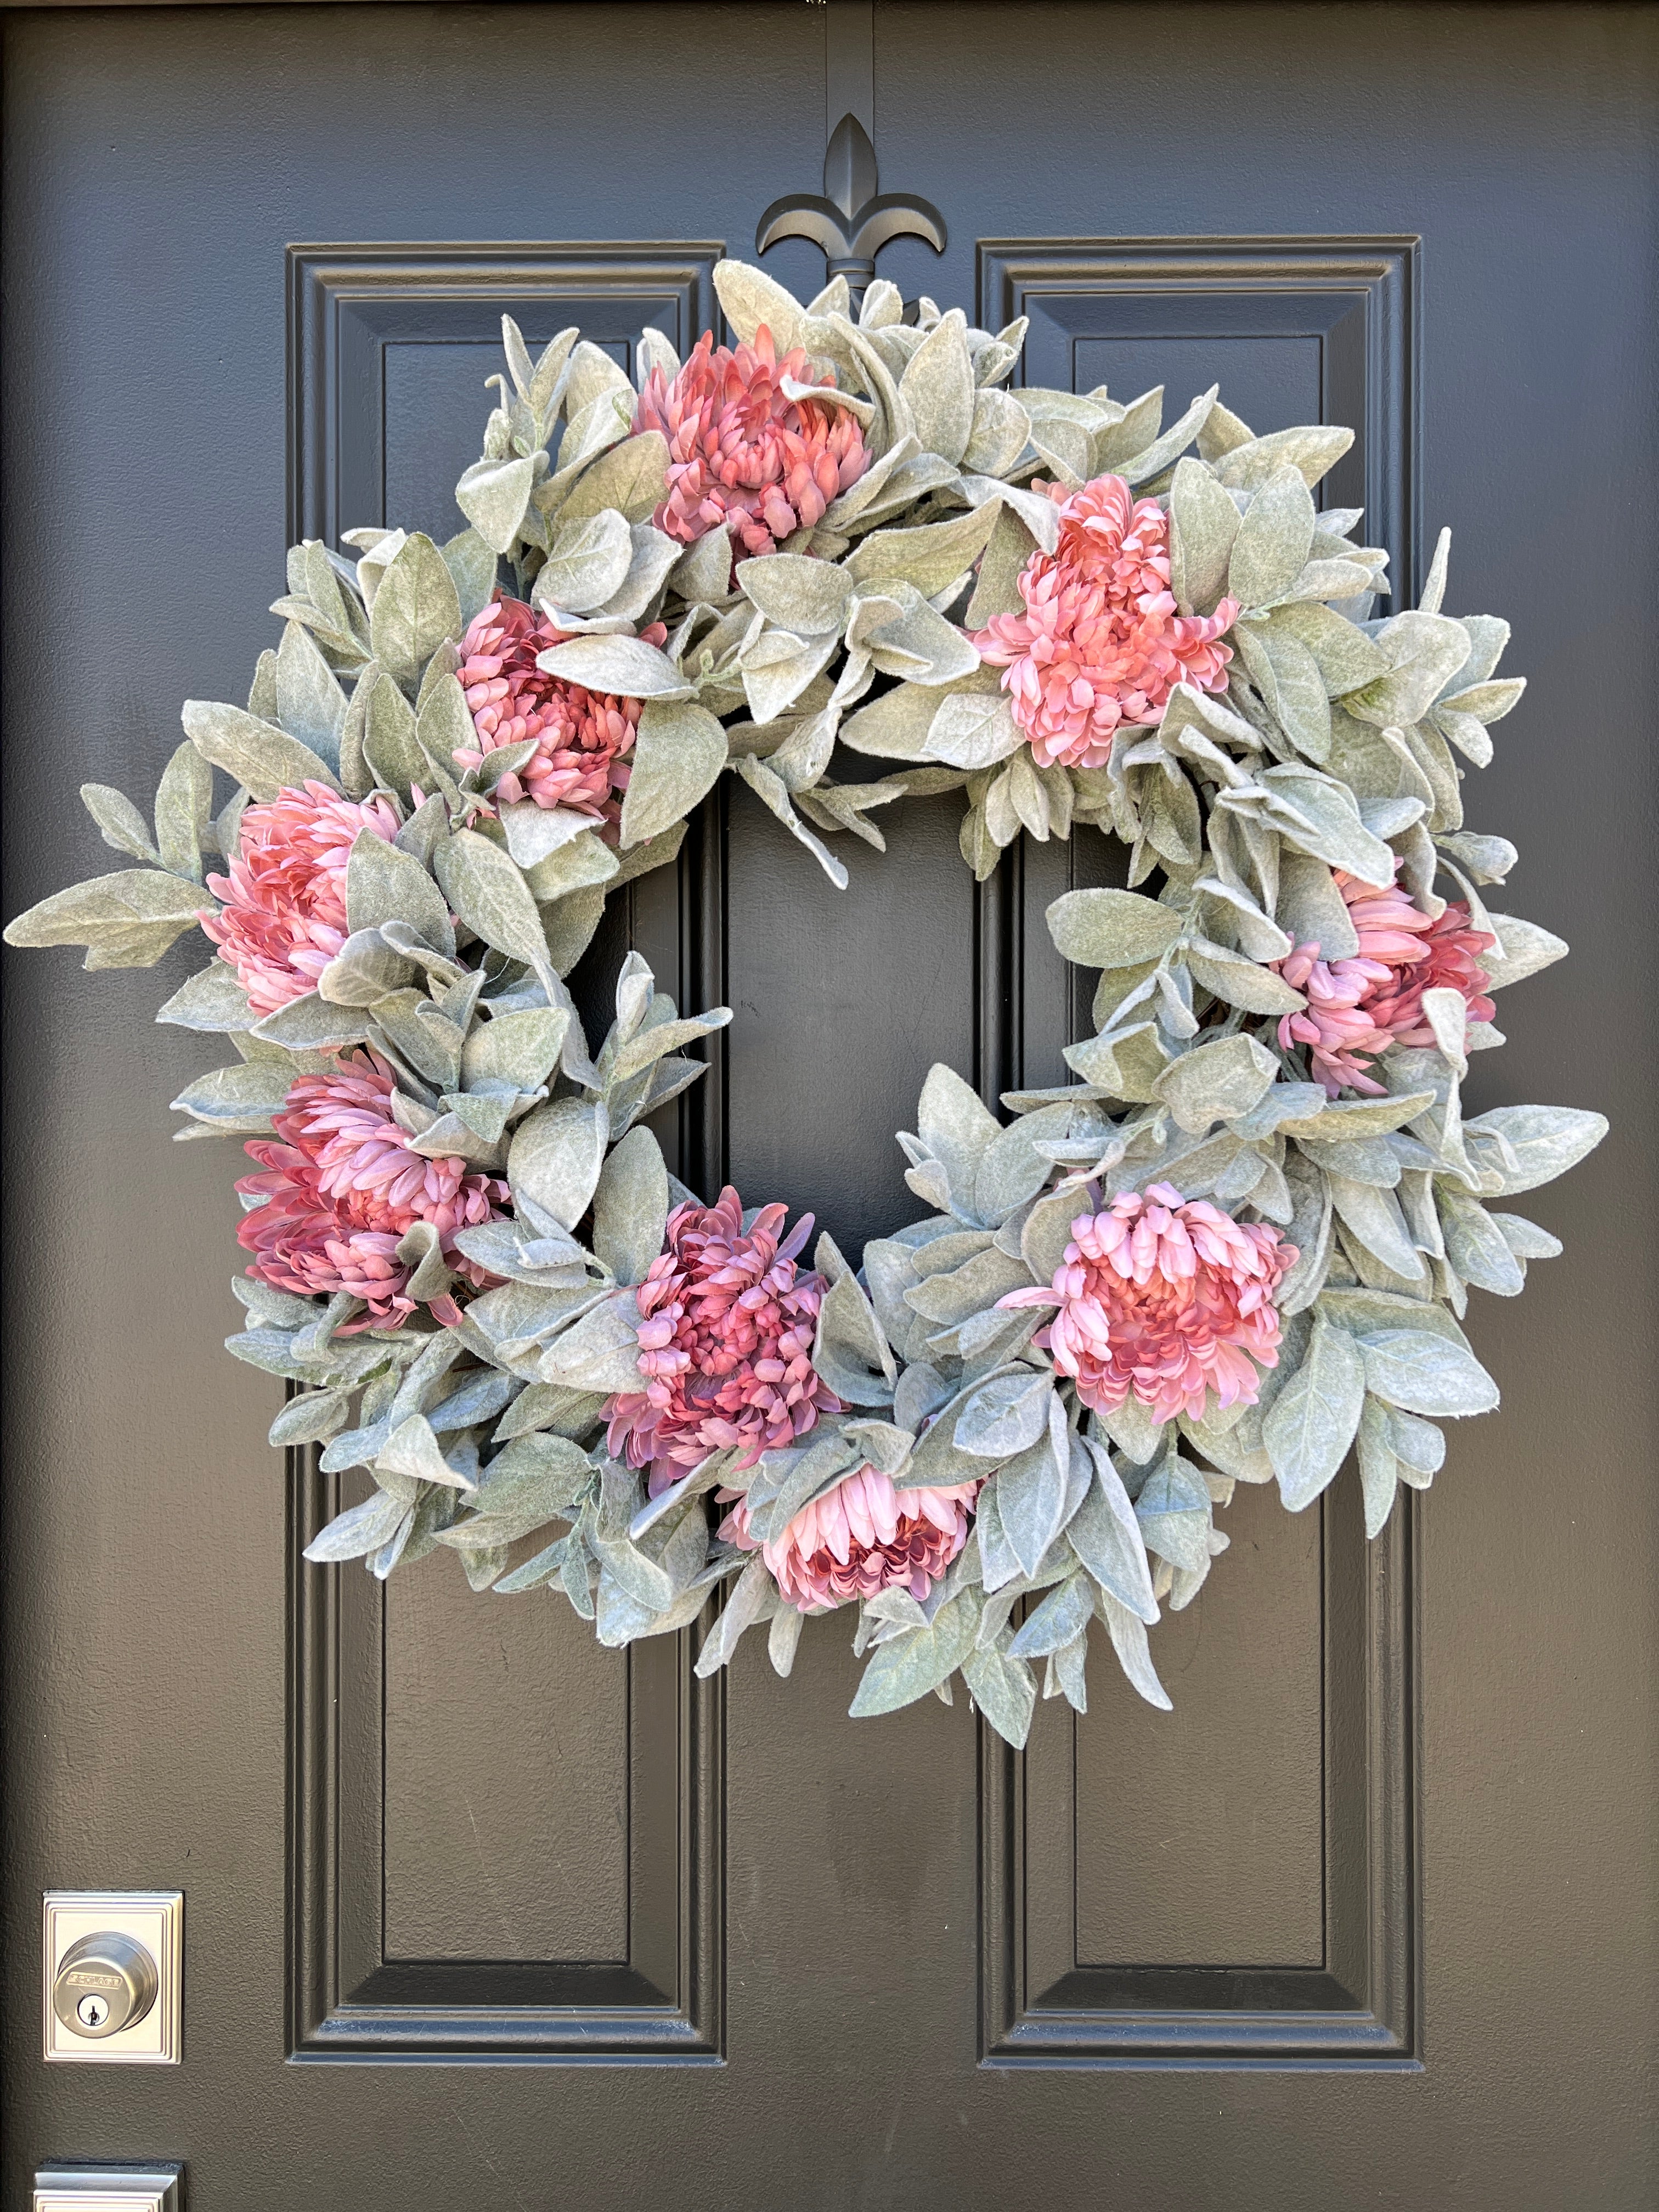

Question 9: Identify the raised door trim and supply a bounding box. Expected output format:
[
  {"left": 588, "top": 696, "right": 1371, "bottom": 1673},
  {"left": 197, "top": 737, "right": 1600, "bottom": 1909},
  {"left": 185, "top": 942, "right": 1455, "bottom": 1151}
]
[
  {"left": 979, "top": 1494, "right": 1418, "bottom": 2066},
  {"left": 284, "top": 243, "right": 726, "bottom": 2062},
  {"left": 975, "top": 235, "right": 1421, "bottom": 2068},
  {"left": 286, "top": 241, "right": 722, "bottom": 545},
  {"left": 288, "top": 1444, "right": 724, "bottom": 2062},
  {"left": 980, "top": 235, "right": 1419, "bottom": 599}
]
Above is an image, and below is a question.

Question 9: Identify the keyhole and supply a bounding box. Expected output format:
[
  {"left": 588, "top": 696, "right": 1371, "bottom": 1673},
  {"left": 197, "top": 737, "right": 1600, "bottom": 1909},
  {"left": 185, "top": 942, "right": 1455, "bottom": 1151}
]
[{"left": 76, "top": 1992, "right": 110, "bottom": 2030}]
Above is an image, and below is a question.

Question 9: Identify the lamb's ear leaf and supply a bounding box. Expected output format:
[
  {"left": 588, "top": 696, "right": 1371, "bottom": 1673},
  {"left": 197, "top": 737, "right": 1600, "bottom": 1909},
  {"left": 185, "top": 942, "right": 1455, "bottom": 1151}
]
[
  {"left": 1482, "top": 912, "right": 1567, "bottom": 988},
  {"left": 251, "top": 991, "right": 369, "bottom": 1053},
  {"left": 811, "top": 1233, "right": 898, "bottom": 1407},
  {"left": 156, "top": 961, "right": 253, "bottom": 1032},
  {"left": 591, "top": 1126, "right": 670, "bottom": 1288},
  {"left": 153, "top": 741, "right": 215, "bottom": 883},
  {"left": 538, "top": 632, "right": 692, "bottom": 699},
  {"left": 368, "top": 532, "right": 462, "bottom": 697},
  {"left": 275, "top": 618, "right": 347, "bottom": 769},
  {"left": 455, "top": 455, "right": 537, "bottom": 555},
  {"left": 1093, "top": 1587, "right": 1172, "bottom": 1711},
  {"left": 432, "top": 829, "right": 551, "bottom": 981},
  {"left": 535, "top": 507, "right": 634, "bottom": 614},
  {"left": 557, "top": 431, "right": 670, "bottom": 528},
  {"left": 961, "top": 1641, "right": 1036, "bottom": 1748},
  {"left": 1046, "top": 887, "right": 1184, "bottom": 968},
  {"left": 1263, "top": 1312, "right": 1367, "bottom": 1511},
  {"left": 953, "top": 1368, "right": 1054, "bottom": 1458},
  {"left": 182, "top": 701, "right": 340, "bottom": 803},
  {"left": 81, "top": 782, "right": 159, "bottom": 863},
  {"left": 1068, "top": 1443, "right": 1159, "bottom": 1624},
  {"left": 1227, "top": 464, "right": 1316, "bottom": 609},
  {"left": 620, "top": 698, "right": 729, "bottom": 849},
  {"left": 1153, "top": 1033, "right": 1279, "bottom": 1132},
  {"left": 713, "top": 257, "right": 808, "bottom": 352},
  {"left": 692, "top": 1558, "right": 777, "bottom": 1678},
  {"left": 508, "top": 1093, "right": 611, "bottom": 1234},
  {"left": 346, "top": 830, "right": 455, "bottom": 957},
  {"left": 4, "top": 868, "right": 209, "bottom": 953},
  {"left": 1212, "top": 423, "right": 1354, "bottom": 493},
  {"left": 849, "top": 1589, "right": 981, "bottom": 1718},
  {"left": 442, "top": 527, "right": 500, "bottom": 630},
  {"left": 1358, "top": 1330, "right": 1499, "bottom": 1418},
  {"left": 536, "top": 1290, "right": 645, "bottom": 1394},
  {"left": 1460, "top": 1103, "right": 1607, "bottom": 1194},
  {"left": 1169, "top": 454, "right": 1241, "bottom": 616}
]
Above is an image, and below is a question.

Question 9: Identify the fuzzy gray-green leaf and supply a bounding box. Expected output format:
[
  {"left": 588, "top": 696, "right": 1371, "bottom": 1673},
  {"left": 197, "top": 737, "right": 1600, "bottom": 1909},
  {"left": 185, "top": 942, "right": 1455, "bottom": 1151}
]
[
  {"left": 591, "top": 1125, "right": 669, "bottom": 1286},
  {"left": 432, "top": 830, "right": 548, "bottom": 975},
  {"left": 1359, "top": 1329, "right": 1499, "bottom": 1417},
  {"left": 368, "top": 532, "right": 462, "bottom": 697},
  {"left": 181, "top": 701, "right": 339, "bottom": 804},
  {"left": 1046, "top": 888, "right": 1184, "bottom": 969},
  {"left": 346, "top": 830, "right": 455, "bottom": 957},
  {"left": 1263, "top": 1312, "right": 1365, "bottom": 1510},
  {"left": 620, "top": 697, "right": 729, "bottom": 848}
]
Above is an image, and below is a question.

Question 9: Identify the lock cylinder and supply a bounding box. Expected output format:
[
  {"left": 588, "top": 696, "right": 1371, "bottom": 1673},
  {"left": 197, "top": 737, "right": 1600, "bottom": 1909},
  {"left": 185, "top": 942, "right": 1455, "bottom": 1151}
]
[{"left": 51, "top": 1931, "right": 159, "bottom": 2040}]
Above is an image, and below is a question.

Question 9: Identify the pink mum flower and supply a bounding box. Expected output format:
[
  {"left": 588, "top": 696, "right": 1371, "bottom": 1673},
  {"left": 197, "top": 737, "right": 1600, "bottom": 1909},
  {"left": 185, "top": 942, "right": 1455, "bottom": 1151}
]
[
  {"left": 720, "top": 1463, "right": 981, "bottom": 1613},
  {"left": 633, "top": 326, "right": 870, "bottom": 557},
  {"left": 973, "top": 473, "right": 1239, "bottom": 771},
  {"left": 1273, "top": 867, "right": 1497, "bottom": 1097},
  {"left": 1001, "top": 1182, "right": 1296, "bottom": 1426},
  {"left": 237, "top": 1051, "right": 509, "bottom": 1330},
  {"left": 603, "top": 1186, "right": 842, "bottom": 1488},
  {"left": 202, "top": 781, "right": 400, "bottom": 1018},
  {"left": 453, "top": 594, "right": 667, "bottom": 824}
]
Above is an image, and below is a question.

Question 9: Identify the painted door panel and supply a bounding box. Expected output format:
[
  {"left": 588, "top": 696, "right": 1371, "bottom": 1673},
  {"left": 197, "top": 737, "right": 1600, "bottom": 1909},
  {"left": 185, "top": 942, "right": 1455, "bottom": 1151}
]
[{"left": 4, "top": 6, "right": 1653, "bottom": 2206}]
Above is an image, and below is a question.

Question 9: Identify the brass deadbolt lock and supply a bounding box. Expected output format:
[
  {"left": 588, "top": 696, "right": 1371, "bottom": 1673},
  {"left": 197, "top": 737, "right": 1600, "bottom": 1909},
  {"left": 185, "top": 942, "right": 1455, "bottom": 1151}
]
[{"left": 51, "top": 1931, "right": 159, "bottom": 2041}]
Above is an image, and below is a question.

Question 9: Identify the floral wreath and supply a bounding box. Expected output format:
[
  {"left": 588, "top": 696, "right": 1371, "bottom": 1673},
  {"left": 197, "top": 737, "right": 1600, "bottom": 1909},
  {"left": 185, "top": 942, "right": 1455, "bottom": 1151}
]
[{"left": 5, "top": 259, "right": 1606, "bottom": 1740}]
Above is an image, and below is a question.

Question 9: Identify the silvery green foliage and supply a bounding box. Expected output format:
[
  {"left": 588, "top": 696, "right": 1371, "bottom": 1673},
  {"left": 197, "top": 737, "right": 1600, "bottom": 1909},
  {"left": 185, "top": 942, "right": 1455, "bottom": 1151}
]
[
  {"left": 1, "top": 262, "right": 1607, "bottom": 1750},
  {"left": 245, "top": 947, "right": 736, "bottom": 1629}
]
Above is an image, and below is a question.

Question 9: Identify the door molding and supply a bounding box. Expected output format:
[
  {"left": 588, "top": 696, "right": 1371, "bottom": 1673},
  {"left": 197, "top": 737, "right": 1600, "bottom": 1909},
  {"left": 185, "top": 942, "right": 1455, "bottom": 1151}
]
[
  {"left": 980, "top": 235, "right": 1419, "bottom": 598},
  {"left": 287, "top": 1444, "right": 724, "bottom": 2062},
  {"left": 979, "top": 1494, "right": 1418, "bottom": 2066},
  {"left": 977, "top": 234, "right": 1421, "bottom": 2068},
  {"left": 287, "top": 242, "right": 721, "bottom": 550},
  {"left": 284, "top": 242, "right": 727, "bottom": 2062}
]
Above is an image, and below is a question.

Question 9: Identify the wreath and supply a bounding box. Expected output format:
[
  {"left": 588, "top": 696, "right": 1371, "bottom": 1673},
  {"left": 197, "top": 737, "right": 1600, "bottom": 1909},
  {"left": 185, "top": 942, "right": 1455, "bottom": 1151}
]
[{"left": 5, "top": 258, "right": 1607, "bottom": 1740}]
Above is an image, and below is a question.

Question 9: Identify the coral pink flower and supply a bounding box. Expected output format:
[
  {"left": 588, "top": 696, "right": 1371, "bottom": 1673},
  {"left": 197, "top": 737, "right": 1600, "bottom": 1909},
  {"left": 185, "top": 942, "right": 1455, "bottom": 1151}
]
[
  {"left": 1359, "top": 902, "right": 1497, "bottom": 1047},
  {"left": 1273, "top": 867, "right": 1497, "bottom": 1096},
  {"left": 1001, "top": 1182, "right": 1296, "bottom": 1426},
  {"left": 973, "top": 473, "right": 1238, "bottom": 771},
  {"left": 603, "top": 1186, "right": 842, "bottom": 1488},
  {"left": 202, "top": 782, "right": 400, "bottom": 1018},
  {"left": 720, "top": 1463, "right": 981, "bottom": 1613},
  {"left": 633, "top": 326, "right": 870, "bottom": 557},
  {"left": 453, "top": 595, "right": 667, "bottom": 823},
  {"left": 237, "top": 1051, "right": 509, "bottom": 1329}
]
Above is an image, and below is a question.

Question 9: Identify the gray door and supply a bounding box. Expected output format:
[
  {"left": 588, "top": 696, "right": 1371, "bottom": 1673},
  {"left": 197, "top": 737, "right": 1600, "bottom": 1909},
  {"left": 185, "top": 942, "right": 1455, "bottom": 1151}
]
[{"left": 4, "top": 4, "right": 1654, "bottom": 2205}]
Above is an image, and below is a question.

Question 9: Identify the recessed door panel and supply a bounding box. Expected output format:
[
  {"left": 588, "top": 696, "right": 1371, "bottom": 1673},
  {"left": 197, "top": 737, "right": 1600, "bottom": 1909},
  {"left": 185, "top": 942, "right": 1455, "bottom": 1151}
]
[{"left": 981, "top": 238, "right": 1417, "bottom": 2061}]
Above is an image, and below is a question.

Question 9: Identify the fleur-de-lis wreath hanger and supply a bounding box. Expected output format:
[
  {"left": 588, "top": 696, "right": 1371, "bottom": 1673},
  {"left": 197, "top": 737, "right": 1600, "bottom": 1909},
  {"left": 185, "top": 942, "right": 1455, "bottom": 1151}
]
[{"left": 757, "top": 111, "right": 946, "bottom": 300}]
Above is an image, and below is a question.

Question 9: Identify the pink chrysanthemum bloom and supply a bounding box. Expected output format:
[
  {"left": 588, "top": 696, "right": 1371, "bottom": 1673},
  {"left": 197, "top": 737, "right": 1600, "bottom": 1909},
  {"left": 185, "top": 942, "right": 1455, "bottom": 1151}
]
[
  {"left": 972, "top": 473, "right": 1239, "bottom": 771},
  {"left": 633, "top": 325, "right": 870, "bottom": 557},
  {"left": 1273, "top": 867, "right": 1497, "bottom": 1097},
  {"left": 202, "top": 781, "right": 400, "bottom": 1018},
  {"left": 237, "top": 1051, "right": 509, "bottom": 1330},
  {"left": 453, "top": 594, "right": 668, "bottom": 823},
  {"left": 1001, "top": 1182, "right": 1296, "bottom": 1426},
  {"left": 719, "top": 1463, "right": 981, "bottom": 1613},
  {"left": 603, "top": 1186, "right": 842, "bottom": 1489}
]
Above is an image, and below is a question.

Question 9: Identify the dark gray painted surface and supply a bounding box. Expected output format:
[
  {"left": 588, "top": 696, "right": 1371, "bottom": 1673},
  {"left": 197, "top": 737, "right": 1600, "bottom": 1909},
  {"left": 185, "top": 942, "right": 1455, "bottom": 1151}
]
[{"left": 4, "top": 5, "right": 1654, "bottom": 2205}]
